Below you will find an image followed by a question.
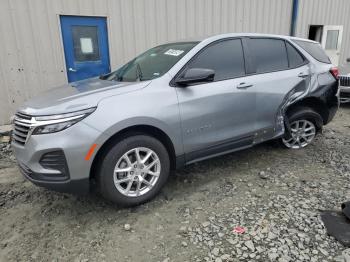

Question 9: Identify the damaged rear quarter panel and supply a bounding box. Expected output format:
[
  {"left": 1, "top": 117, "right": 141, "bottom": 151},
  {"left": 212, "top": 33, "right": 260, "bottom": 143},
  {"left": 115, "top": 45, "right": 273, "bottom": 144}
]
[
  {"left": 315, "top": 72, "right": 339, "bottom": 108},
  {"left": 280, "top": 68, "right": 338, "bottom": 137},
  {"left": 249, "top": 64, "right": 311, "bottom": 143}
]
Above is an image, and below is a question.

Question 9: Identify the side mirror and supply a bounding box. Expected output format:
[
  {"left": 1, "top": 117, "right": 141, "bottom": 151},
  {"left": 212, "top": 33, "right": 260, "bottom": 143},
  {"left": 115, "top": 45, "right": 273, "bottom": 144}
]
[
  {"left": 175, "top": 68, "right": 215, "bottom": 86},
  {"left": 346, "top": 58, "right": 350, "bottom": 63}
]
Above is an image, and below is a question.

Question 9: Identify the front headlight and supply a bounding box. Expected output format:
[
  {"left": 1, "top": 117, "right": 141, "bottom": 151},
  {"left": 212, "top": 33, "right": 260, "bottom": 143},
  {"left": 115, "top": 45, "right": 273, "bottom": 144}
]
[{"left": 32, "top": 107, "right": 96, "bottom": 135}]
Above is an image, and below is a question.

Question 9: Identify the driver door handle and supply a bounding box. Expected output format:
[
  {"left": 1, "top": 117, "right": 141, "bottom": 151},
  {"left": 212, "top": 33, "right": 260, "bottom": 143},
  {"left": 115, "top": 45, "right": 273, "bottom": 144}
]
[
  {"left": 68, "top": 67, "right": 77, "bottom": 72},
  {"left": 237, "top": 82, "right": 253, "bottom": 89}
]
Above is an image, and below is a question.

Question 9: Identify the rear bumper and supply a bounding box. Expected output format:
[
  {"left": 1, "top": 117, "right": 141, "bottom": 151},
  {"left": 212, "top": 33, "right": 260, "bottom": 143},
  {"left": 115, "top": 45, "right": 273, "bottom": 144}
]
[
  {"left": 327, "top": 103, "right": 338, "bottom": 124},
  {"left": 321, "top": 80, "right": 340, "bottom": 125}
]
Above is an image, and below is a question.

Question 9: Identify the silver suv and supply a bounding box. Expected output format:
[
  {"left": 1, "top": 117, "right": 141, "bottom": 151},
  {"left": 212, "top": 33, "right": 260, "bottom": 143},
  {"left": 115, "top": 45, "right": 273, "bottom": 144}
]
[{"left": 12, "top": 34, "right": 339, "bottom": 206}]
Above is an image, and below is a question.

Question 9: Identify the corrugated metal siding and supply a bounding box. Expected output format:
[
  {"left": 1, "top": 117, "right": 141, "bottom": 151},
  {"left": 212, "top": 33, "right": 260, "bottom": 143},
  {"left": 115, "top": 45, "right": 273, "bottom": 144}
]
[
  {"left": 0, "top": 0, "right": 293, "bottom": 124},
  {"left": 295, "top": 0, "right": 350, "bottom": 73}
]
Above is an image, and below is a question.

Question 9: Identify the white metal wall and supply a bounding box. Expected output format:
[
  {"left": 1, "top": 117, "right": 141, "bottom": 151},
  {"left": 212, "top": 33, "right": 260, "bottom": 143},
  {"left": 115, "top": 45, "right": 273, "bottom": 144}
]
[
  {"left": 295, "top": 0, "right": 350, "bottom": 73},
  {"left": 0, "top": 0, "right": 293, "bottom": 124}
]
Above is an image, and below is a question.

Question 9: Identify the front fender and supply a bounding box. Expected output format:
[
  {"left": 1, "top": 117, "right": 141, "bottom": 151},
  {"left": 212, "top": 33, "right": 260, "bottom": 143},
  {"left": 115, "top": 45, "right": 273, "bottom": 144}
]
[
  {"left": 86, "top": 116, "right": 181, "bottom": 154},
  {"left": 82, "top": 82, "right": 183, "bottom": 156}
]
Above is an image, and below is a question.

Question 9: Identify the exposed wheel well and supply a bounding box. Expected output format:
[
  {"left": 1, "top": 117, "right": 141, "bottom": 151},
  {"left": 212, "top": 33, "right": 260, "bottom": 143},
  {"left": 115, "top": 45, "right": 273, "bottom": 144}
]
[
  {"left": 285, "top": 97, "right": 329, "bottom": 125},
  {"left": 90, "top": 125, "right": 177, "bottom": 181}
]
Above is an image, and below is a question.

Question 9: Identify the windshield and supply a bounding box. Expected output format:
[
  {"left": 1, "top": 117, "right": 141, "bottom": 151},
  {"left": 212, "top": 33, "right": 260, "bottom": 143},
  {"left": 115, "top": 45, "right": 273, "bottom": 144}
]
[{"left": 103, "top": 42, "right": 199, "bottom": 82}]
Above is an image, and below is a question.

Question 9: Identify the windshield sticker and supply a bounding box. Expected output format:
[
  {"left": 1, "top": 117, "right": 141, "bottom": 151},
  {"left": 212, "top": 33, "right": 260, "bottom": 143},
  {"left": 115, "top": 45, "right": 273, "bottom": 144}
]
[{"left": 164, "top": 49, "right": 184, "bottom": 56}]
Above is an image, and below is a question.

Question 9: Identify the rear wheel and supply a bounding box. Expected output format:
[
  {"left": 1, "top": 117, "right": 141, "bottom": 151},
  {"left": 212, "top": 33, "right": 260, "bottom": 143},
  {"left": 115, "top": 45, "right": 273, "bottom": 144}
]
[
  {"left": 98, "top": 135, "right": 170, "bottom": 206},
  {"left": 281, "top": 107, "right": 322, "bottom": 149}
]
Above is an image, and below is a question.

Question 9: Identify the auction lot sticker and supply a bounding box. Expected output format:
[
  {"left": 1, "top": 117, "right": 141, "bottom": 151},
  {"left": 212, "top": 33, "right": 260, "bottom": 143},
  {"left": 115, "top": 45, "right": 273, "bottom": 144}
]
[{"left": 164, "top": 49, "right": 184, "bottom": 56}]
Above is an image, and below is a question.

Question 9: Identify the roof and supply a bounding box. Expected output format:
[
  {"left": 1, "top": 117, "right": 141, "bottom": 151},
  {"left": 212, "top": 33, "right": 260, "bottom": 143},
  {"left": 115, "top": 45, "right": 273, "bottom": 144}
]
[{"left": 175, "top": 33, "right": 317, "bottom": 44}]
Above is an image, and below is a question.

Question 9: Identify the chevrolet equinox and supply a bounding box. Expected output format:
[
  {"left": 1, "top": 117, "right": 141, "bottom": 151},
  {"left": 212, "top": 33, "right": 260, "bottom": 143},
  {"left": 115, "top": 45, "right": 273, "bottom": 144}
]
[{"left": 12, "top": 34, "right": 339, "bottom": 206}]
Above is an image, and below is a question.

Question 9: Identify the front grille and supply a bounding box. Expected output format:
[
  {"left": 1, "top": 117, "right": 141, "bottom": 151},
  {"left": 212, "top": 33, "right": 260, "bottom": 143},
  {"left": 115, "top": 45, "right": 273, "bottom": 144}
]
[
  {"left": 12, "top": 112, "right": 33, "bottom": 145},
  {"left": 340, "top": 91, "right": 350, "bottom": 99},
  {"left": 15, "top": 112, "right": 31, "bottom": 120},
  {"left": 339, "top": 75, "right": 350, "bottom": 87}
]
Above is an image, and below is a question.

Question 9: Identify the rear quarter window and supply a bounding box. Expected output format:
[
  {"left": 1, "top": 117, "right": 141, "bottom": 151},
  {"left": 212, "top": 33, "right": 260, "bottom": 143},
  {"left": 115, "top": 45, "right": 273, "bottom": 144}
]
[
  {"left": 286, "top": 42, "right": 305, "bottom": 68},
  {"left": 292, "top": 40, "right": 331, "bottom": 64}
]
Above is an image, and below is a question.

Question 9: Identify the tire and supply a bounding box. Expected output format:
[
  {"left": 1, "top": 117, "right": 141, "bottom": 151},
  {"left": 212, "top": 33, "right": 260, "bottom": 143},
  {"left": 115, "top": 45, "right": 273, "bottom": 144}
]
[
  {"left": 98, "top": 134, "right": 170, "bottom": 206},
  {"left": 281, "top": 106, "right": 323, "bottom": 149}
]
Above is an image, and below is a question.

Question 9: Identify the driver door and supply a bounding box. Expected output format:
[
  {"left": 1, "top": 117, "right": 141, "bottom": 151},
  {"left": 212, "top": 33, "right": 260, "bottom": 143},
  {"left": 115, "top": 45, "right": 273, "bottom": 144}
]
[{"left": 174, "top": 39, "right": 257, "bottom": 162}]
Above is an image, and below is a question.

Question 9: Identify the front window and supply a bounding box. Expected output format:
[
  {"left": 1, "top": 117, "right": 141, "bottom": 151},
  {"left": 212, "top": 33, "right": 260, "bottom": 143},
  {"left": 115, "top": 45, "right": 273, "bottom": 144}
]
[
  {"left": 103, "top": 42, "right": 198, "bottom": 82},
  {"left": 186, "top": 39, "right": 246, "bottom": 81}
]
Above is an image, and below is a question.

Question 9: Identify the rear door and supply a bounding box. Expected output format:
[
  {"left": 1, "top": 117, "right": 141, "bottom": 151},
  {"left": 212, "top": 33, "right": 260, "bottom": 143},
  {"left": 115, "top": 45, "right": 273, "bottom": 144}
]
[
  {"left": 175, "top": 39, "right": 257, "bottom": 161},
  {"left": 243, "top": 38, "right": 310, "bottom": 139},
  {"left": 60, "top": 16, "right": 111, "bottom": 82}
]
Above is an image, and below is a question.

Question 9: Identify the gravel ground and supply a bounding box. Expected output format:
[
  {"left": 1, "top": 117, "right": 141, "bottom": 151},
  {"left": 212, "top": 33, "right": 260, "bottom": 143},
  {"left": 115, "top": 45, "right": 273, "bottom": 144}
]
[{"left": 1, "top": 105, "right": 350, "bottom": 262}]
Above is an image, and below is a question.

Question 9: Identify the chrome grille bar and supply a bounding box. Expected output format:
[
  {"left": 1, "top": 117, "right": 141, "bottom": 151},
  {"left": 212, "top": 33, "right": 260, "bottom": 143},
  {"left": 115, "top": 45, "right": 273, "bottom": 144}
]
[
  {"left": 12, "top": 112, "right": 34, "bottom": 145},
  {"left": 339, "top": 75, "right": 350, "bottom": 87}
]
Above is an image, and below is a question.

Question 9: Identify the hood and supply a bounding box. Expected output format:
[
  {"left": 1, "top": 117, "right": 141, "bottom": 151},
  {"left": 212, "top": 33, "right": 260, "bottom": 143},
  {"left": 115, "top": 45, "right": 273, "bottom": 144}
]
[{"left": 18, "top": 78, "right": 151, "bottom": 115}]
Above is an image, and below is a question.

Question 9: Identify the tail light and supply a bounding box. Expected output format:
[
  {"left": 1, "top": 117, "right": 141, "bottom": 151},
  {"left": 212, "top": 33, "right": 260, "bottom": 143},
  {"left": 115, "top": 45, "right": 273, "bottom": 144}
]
[{"left": 330, "top": 67, "right": 339, "bottom": 79}]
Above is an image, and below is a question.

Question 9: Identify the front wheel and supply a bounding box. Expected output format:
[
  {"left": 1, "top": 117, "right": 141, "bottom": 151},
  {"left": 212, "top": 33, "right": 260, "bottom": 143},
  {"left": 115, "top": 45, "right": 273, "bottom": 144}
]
[
  {"left": 281, "top": 107, "right": 322, "bottom": 149},
  {"left": 98, "top": 135, "right": 170, "bottom": 206}
]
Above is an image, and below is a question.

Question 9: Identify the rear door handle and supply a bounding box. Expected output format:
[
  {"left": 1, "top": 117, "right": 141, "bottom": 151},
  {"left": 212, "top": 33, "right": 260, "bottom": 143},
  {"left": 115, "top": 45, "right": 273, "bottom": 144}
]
[
  {"left": 68, "top": 67, "right": 77, "bottom": 72},
  {"left": 298, "top": 72, "right": 309, "bottom": 78},
  {"left": 237, "top": 82, "right": 253, "bottom": 89}
]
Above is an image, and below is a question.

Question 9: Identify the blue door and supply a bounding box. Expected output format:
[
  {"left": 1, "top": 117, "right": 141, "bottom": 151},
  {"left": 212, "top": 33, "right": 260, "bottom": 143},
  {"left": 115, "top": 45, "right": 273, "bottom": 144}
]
[{"left": 60, "top": 16, "right": 110, "bottom": 82}]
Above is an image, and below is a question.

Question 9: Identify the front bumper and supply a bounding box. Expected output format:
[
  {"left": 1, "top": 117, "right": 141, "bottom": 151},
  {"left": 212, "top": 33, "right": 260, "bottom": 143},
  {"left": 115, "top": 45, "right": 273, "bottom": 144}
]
[
  {"left": 339, "top": 75, "right": 350, "bottom": 103},
  {"left": 18, "top": 162, "right": 89, "bottom": 194},
  {"left": 340, "top": 86, "right": 350, "bottom": 103},
  {"left": 12, "top": 121, "right": 104, "bottom": 194}
]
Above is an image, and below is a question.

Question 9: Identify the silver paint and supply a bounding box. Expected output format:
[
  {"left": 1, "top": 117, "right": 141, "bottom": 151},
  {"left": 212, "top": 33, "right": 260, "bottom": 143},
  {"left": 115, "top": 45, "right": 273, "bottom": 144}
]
[{"left": 11, "top": 33, "right": 338, "bottom": 187}]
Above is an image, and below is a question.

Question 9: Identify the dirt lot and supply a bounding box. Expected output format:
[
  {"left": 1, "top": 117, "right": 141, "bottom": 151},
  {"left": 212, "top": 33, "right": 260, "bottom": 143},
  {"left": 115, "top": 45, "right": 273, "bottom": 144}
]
[{"left": 1, "top": 106, "right": 350, "bottom": 262}]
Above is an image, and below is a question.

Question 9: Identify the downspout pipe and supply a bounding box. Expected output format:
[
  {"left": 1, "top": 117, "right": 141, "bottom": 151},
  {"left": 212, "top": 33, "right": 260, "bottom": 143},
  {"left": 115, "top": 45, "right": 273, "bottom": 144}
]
[{"left": 290, "top": 0, "right": 299, "bottom": 36}]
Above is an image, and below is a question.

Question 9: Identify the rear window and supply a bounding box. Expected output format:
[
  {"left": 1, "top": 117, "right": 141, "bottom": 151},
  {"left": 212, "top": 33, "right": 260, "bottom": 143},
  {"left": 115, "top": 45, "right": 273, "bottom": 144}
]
[
  {"left": 292, "top": 40, "right": 331, "bottom": 64},
  {"left": 248, "top": 38, "right": 289, "bottom": 73}
]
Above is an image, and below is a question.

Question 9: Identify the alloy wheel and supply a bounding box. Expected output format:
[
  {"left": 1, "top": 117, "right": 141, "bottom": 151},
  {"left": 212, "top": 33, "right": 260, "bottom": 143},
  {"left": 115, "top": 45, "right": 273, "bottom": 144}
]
[
  {"left": 113, "top": 147, "right": 161, "bottom": 197},
  {"left": 282, "top": 119, "right": 316, "bottom": 149}
]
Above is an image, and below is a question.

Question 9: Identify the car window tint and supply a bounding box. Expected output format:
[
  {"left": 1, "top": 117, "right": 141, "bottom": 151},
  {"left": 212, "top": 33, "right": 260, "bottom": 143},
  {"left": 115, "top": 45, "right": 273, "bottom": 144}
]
[
  {"left": 292, "top": 40, "right": 331, "bottom": 64},
  {"left": 187, "top": 39, "right": 245, "bottom": 81},
  {"left": 249, "top": 38, "right": 288, "bottom": 73},
  {"left": 286, "top": 42, "right": 305, "bottom": 68}
]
